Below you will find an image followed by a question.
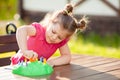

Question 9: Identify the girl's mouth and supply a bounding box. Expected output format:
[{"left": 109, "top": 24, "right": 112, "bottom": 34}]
[{"left": 49, "top": 38, "right": 54, "bottom": 43}]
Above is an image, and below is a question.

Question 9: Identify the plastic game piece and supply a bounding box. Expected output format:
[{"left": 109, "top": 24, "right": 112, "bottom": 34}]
[
  {"left": 40, "top": 57, "right": 44, "bottom": 62},
  {"left": 43, "top": 58, "right": 46, "bottom": 64},
  {"left": 11, "top": 57, "right": 19, "bottom": 65},
  {"left": 29, "top": 58, "right": 36, "bottom": 62},
  {"left": 12, "top": 57, "right": 53, "bottom": 77}
]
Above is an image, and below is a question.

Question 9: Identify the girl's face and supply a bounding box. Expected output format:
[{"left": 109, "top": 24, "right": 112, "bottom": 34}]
[{"left": 46, "top": 22, "right": 71, "bottom": 43}]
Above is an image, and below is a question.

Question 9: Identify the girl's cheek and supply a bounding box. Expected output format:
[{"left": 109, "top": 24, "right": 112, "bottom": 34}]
[{"left": 47, "top": 30, "right": 51, "bottom": 36}]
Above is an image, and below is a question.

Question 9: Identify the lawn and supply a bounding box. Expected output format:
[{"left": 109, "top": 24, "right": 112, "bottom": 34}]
[{"left": 53, "top": 32, "right": 120, "bottom": 59}]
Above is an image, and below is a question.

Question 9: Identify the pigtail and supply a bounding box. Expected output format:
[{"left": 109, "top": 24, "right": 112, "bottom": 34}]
[
  {"left": 62, "top": 4, "right": 89, "bottom": 31},
  {"left": 76, "top": 16, "right": 89, "bottom": 31},
  {"left": 63, "top": 4, "right": 73, "bottom": 15}
]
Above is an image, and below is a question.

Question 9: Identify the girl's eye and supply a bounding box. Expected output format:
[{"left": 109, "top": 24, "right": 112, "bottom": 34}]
[
  {"left": 52, "top": 29, "right": 62, "bottom": 40},
  {"left": 58, "top": 36, "right": 62, "bottom": 40},
  {"left": 52, "top": 30, "right": 56, "bottom": 34}
]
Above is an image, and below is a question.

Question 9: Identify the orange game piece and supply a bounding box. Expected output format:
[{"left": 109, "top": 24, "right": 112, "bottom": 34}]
[{"left": 29, "top": 58, "right": 36, "bottom": 62}]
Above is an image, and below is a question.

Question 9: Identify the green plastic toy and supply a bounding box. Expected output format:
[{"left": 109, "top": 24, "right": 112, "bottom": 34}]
[{"left": 12, "top": 58, "right": 53, "bottom": 77}]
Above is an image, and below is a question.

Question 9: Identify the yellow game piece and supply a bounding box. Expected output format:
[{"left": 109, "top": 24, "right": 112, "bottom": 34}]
[
  {"left": 24, "top": 58, "right": 28, "bottom": 66},
  {"left": 36, "top": 58, "right": 38, "bottom": 61},
  {"left": 25, "top": 58, "right": 27, "bottom": 62},
  {"left": 43, "top": 58, "right": 46, "bottom": 64}
]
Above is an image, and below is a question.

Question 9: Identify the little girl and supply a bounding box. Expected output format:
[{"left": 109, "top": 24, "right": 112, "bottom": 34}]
[{"left": 11, "top": 4, "right": 88, "bottom": 67}]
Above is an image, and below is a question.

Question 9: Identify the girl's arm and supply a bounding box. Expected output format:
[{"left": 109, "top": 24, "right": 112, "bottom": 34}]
[
  {"left": 16, "top": 25, "right": 38, "bottom": 59},
  {"left": 47, "top": 43, "right": 71, "bottom": 67}
]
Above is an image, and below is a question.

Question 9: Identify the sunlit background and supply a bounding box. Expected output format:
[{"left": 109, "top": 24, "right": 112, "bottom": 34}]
[{"left": 0, "top": 0, "right": 120, "bottom": 59}]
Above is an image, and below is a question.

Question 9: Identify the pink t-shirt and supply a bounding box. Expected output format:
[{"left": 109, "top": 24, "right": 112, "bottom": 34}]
[{"left": 27, "top": 22, "right": 69, "bottom": 59}]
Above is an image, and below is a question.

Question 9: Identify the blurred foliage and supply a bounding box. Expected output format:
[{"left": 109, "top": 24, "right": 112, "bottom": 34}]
[
  {"left": 67, "top": 32, "right": 120, "bottom": 58},
  {"left": 78, "top": 32, "right": 120, "bottom": 48},
  {"left": 0, "top": 0, "right": 17, "bottom": 20}
]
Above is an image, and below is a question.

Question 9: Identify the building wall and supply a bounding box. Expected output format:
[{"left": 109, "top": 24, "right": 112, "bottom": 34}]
[{"left": 23, "top": 0, "right": 119, "bottom": 16}]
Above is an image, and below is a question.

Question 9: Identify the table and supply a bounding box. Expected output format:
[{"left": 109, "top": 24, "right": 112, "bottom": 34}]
[{"left": 0, "top": 54, "right": 120, "bottom": 80}]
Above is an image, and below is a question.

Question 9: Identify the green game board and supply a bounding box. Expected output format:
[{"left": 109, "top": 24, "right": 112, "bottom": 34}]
[{"left": 12, "top": 61, "right": 53, "bottom": 77}]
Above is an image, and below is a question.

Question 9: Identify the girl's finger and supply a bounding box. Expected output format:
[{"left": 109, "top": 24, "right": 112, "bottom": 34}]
[{"left": 32, "top": 52, "right": 38, "bottom": 59}]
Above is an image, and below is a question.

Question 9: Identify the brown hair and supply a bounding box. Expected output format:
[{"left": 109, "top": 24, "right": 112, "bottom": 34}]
[{"left": 51, "top": 4, "right": 89, "bottom": 34}]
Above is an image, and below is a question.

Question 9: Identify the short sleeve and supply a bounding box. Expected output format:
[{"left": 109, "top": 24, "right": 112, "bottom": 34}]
[
  {"left": 57, "top": 39, "right": 69, "bottom": 48},
  {"left": 31, "top": 22, "right": 45, "bottom": 40}
]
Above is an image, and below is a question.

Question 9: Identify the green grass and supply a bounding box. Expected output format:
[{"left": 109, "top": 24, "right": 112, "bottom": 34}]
[
  {"left": 67, "top": 33, "right": 120, "bottom": 58},
  {"left": 0, "top": 0, "right": 17, "bottom": 20}
]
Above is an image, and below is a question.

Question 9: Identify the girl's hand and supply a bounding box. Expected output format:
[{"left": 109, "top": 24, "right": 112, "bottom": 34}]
[
  {"left": 47, "top": 60, "right": 54, "bottom": 67},
  {"left": 22, "top": 50, "right": 38, "bottom": 59}
]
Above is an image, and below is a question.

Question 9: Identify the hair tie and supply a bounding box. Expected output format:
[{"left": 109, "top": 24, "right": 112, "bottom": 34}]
[{"left": 64, "top": 10, "right": 69, "bottom": 15}]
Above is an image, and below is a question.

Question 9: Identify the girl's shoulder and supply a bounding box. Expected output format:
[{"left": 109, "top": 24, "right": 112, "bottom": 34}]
[
  {"left": 31, "top": 22, "right": 45, "bottom": 38},
  {"left": 31, "top": 22, "right": 45, "bottom": 31},
  {"left": 32, "top": 22, "right": 43, "bottom": 28}
]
